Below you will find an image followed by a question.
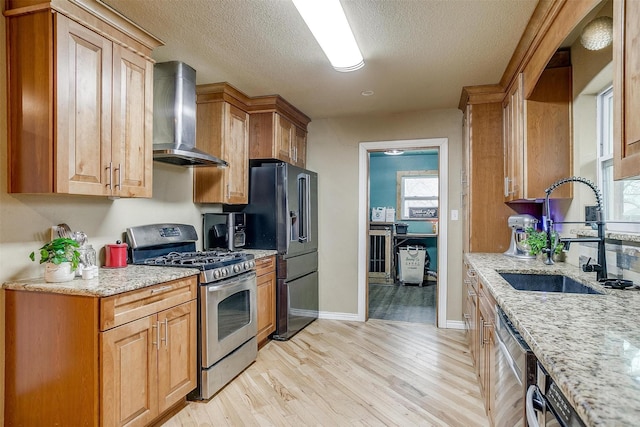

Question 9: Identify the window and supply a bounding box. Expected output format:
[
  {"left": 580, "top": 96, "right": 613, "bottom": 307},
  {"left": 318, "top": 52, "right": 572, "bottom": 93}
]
[
  {"left": 597, "top": 86, "right": 640, "bottom": 231},
  {"left": 397, "top": 171, "right": 438, "bottom": 220}
]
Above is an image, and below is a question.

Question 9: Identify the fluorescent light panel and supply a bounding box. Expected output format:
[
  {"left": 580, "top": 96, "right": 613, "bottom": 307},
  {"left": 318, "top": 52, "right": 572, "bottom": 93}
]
[{"left": 292, "top": 0, "right": 364, "bottom": 72}]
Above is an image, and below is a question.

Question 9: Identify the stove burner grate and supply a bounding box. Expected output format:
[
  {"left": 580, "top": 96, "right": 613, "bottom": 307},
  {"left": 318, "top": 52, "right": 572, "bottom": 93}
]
[{"left": 143, "top": 250, "right": 246, "bottom": 266}]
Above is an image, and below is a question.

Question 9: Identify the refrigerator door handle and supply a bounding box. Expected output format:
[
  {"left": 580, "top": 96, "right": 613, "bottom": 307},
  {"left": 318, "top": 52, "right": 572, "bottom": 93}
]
[{"left": 297, "top": 173, "right": 311, "bottom": 243}]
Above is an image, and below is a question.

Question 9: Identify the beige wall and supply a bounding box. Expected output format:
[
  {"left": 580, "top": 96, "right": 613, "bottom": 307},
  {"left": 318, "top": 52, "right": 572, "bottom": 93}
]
[{"left": 305, "top": 109, "right": 464, "bottom": 321}]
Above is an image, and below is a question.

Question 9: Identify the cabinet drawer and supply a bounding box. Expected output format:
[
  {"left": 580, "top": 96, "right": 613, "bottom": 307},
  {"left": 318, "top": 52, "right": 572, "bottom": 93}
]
[
  {"left": 100, "top": 276, "right": 197, "bottom": 331},
  {"left": 255, "top": 255, "right": 276, "bottom": 275}
]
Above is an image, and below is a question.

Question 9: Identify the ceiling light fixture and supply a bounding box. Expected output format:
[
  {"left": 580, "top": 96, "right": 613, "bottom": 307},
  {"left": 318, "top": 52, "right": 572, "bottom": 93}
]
[
  {"left": 580, "top": 16, "right": 613, "bottom": 51},
  {"left": 384, "top": 150, "right": 404, "bottom": 156},
  {"left": 361, "top": 90, "right": 374, "bottom": 96},
  {"left": 292, "top": 0, "right": 364, "bottom": 72}
]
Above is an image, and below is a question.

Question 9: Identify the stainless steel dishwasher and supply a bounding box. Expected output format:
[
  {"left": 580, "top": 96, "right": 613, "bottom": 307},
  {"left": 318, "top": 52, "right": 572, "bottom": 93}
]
[{"left": 494, "top": 306, "right": 537, "bottom": 427}]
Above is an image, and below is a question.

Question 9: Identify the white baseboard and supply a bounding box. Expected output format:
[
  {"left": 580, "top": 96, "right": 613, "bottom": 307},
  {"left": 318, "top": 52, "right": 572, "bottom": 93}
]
[
  {"left": 445, "top": 320, "right": 465, "bottom": 330},
  {"left": 317, "top": 311, "right": 466, "bottom": 329},
  {"left": 318, "top": 311, "right": 362, "bottom": 321}
]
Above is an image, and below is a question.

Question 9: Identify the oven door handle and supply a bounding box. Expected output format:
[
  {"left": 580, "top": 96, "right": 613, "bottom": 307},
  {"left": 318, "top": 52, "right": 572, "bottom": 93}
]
[
  {"left": 206, "top": 273, "right": 255, "bottom": 293},
  {"left": 526, "top": 385, "right": 545, "bottom": 427}
]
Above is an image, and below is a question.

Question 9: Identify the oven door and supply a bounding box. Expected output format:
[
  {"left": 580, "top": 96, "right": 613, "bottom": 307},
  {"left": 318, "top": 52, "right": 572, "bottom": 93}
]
[{"left": 200, "top": 271, "right": 257, "bottom": 368}]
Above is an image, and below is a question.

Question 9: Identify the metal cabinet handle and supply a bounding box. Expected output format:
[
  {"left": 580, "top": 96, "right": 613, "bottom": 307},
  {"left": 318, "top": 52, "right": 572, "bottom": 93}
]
[
  {"left": 483, "top": 322, "right": 493, "bottom": 344},
  {"left": 479, "top": 318, "right": 484, "bottom": 348},
  {"left": 105, "top": 162, "right": 112, "bottom": 189},
  {"left": 114, "top": 163, "right": 122, "bottom": 189},
  {"left": 467, "top": 289, "right": 476, "bottom": 297},
  {"left": 161, "top": 318, "right": 168, "bottom": 348},
  {"left": 463, "top": 313, "right": 471, "bottom": 319},
  {"left": 151, "top": 285, "right": 172, "bottom": 294},
  {"left": 152, "top": 321, "right": 159, "bottom": 348}
]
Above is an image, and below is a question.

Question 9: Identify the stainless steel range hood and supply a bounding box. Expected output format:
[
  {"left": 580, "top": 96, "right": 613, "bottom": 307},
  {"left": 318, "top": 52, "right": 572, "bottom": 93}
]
[{"left": 153, "top": 61, "right": 228, "bottom": 167}]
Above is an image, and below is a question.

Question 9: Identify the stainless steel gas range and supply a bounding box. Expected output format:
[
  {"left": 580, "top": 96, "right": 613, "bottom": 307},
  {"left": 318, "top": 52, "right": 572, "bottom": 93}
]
[{"left": 127, "top": 223, "right": 257, "bottom": 400}]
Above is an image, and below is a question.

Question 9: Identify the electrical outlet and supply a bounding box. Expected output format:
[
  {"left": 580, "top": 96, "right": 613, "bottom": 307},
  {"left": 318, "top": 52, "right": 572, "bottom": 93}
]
[
  {"left": 585, "top": 205, "right": 598, "bottom": 222},
  {"left": 450, "top": 210, "right": 459, "bottom": 221}
]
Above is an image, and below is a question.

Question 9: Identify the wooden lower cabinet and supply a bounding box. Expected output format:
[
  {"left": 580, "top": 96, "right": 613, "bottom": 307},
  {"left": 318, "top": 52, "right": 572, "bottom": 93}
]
[
  {"left": 478, "top": 284, "right": 496, "bottom": 422},
  {"left": 463, "top": 259, "right": 497, "bottom": 424},
  {"left": 463, "top": 261, "right": 478, "bottom": 364},
  {"left": 256, "top": 256, "right": 276, "bottom": 345},
  {"left": 4, "top": 276, "right": 197, "bottom": 426},
  {"left": 101, "top": 299, "right": 197, "bottom": 427}
]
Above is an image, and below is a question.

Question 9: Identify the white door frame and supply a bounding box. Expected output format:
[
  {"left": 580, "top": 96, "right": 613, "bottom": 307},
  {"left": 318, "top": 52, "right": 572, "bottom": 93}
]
[{"left": 357, "top": 138, "right": 448, "bottom": 327}]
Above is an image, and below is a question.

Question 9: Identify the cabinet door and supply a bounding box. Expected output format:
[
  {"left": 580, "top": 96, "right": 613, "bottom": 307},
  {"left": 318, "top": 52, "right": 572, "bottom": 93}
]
[
  {"left": 614, "top": 0, "right": 640, "bottom": 179},
  {"left": 294, "top": 126, "right": 307, "bottom": 167},
  {"left": 112, "top": 45, "right": 154, "bottom": 198},
  {"left": 503, "top": 74, "right": 524, "bottom": 201},
  {"left": 256, "top": 270, "right": 276, "bottom": 344},
  {"left": 157, "top": 300, "right": 197, "bottom": 413},
  {"left": 275, "top": 114, "right": 294, "bottom": 163},
  {"left": 463, "top": 270, "right": 477, "bottom": 365},
  {"left": 101, "top": 315, "right": 158, "bottom": 427},
  {"left": 56, "top": 14, "right": 112, "bottom": 196},
  {"left": 224, "top": 104, "right": 250, "bottom": 203}
]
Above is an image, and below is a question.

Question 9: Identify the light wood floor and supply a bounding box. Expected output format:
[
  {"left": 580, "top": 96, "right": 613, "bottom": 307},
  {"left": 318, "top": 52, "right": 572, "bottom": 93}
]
[{"left": 162, "top": 319, "right": 489, "bottom": 426}]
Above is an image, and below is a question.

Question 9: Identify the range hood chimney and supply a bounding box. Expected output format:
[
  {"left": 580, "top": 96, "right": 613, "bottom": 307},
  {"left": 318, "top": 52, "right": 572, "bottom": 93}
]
[{"left": 152, "top": 61, "right": 228, "bottom": 167}]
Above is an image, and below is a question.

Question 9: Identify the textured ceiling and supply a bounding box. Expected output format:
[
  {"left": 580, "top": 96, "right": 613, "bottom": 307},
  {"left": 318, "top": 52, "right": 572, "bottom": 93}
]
[{"left": 103, "top": 0, "right": 538, "bottom": 120}]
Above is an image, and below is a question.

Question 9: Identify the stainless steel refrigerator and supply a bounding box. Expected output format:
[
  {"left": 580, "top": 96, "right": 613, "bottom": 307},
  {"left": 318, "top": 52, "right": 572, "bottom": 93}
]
[{"left": 244, "top": 162, "right": 318, "bottom": 340}]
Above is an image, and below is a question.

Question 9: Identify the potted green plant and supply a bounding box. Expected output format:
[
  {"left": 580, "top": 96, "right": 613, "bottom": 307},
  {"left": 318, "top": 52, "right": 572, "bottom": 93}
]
[
  {"left": 521, "top": 227, "right": 564, "bottom": 260},
  {"left": 29, "top": 237, "right": 81, "bottom": 283}
]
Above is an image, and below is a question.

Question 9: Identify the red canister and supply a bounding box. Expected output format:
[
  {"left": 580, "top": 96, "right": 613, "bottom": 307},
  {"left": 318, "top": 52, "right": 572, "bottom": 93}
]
[{"left": 105, "top": 240, "right": 128, "bottom": 268}]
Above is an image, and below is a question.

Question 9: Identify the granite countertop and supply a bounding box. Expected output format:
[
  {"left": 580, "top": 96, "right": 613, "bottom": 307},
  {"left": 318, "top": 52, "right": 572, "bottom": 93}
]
[
  {"left": 243, "top": 249, "right": 278, "bottom": 259},
  {"left": 2, "top": 265, "right": 200, "bottom": 297},
  {"left": 465, "top": 253, "right": 640, "bottom": 426}
]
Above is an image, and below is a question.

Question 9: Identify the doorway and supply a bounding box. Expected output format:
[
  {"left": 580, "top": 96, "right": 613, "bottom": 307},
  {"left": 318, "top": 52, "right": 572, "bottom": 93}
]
[{"left": 357, "top": 138, "right": 449, "bottom": 327}]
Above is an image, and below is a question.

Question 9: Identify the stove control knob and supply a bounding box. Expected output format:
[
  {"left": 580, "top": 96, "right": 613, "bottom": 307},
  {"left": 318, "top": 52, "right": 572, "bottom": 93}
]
[
  {"left": 233, "top": 264, "right": 241, "bottom": 273},
  {"left": 222, "top": 268, "right": 229, "bottom": 277},
  {"left": 243, "top": 261, "right": 250, "bottom": 270},
  {"left": 213, "top": 269, "right": 221, "bottom": 279},
  {"left": 250, "top": 260, "right": 255, "bottom": 268}
]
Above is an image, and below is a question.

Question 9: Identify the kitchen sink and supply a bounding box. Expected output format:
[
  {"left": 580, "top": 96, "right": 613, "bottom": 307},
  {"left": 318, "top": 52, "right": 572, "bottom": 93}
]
[{"left": 499, "top": 273, "right": 604, "bottom": 294}]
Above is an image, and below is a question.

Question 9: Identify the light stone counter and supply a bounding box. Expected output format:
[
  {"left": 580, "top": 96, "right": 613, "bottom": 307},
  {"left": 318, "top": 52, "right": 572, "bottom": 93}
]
[
  {"left": 2, "top": 265, "right": 200, "bottom": 297},
  {"left": 465, "top": 253, "right": 640, "bottom": 426},
  {"left": 242, "top": 249, "right": 278, "bottom": 260}
]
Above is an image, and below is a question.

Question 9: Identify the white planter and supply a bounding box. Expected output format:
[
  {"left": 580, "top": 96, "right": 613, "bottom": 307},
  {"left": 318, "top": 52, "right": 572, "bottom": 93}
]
[{"left": 44, "top": 262, "right": 75, "bottom": 283}]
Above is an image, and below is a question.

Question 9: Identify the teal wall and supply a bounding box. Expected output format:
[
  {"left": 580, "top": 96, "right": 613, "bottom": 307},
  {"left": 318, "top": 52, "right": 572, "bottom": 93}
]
[{"left": 369, "top": 151, "right": 438, "bottom": 272}]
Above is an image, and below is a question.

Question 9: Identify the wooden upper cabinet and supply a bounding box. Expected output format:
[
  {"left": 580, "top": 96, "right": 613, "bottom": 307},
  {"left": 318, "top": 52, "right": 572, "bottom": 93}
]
[
  {"left": 294, "top": 126, "right": 308, "bottom": 167},
  {"left": 112, "top": 45, "right": 154, "bottom": 198},
  {"left": 4, "top": 0, "right": 161, "bottom": 197},
  {"left": 194, "top": 85, "right": 250, "bottom": 204},
  {"left": 503, "top": 60, "right": 573, "bottom": 201},
  {"left": 503, "top": 74, "right": 524, "bottom": 201},
  {"left": 613, "top": 0, "right": 640, "bottom": 179},
  {"left": 459, "top": 85, "right": 513, "bottom": 254},
  {"left": 275, "top": 114, "right": 295, "bottom": 163},
  {"left": 249, "top": 95, "right": 311, "bottom": 168}
]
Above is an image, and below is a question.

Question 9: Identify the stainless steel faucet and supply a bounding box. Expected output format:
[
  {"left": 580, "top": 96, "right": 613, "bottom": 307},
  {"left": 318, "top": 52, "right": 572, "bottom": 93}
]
[{"left": 543, "top": 176, "right": 608, "bottom": 281}]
